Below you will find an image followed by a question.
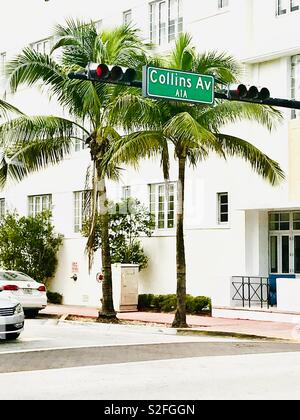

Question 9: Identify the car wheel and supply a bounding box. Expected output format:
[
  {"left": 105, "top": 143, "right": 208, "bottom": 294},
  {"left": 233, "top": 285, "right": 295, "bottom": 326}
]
[
  {"left": 25, "top": 310, "right": 39, "bottom": 319},
  {"left": 5, "top": 333, "right": 20, "bottom": 340}
]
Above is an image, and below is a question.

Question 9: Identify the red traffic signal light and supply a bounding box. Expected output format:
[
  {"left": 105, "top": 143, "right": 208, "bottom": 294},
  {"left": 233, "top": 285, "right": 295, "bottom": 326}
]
[
  {"left": 228, "top": 84, "right": 270, "bottom": 102},
  {"left": 87, "top": 63, "right": 137, "bottom": 84}
]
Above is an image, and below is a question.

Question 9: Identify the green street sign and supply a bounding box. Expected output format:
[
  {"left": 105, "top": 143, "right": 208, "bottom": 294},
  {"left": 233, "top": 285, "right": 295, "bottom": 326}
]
[{"left": 143, "top": 66, "right": 215, "bottom": 105}]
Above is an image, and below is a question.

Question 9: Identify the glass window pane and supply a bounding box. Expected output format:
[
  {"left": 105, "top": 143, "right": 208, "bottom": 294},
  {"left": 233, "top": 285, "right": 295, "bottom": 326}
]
[
  {"left": 295, "top": 236, "right": 300, "bottom": 273},
  {"left": 159, "top": 1, "right": 167, "bottom": 45},
  {"left": 220, "top": 195, "right": 228, "bottom": 204},
  {"left": 270, "top": 222, "right": 279, "bottom": 231},
  {"left": 280, "top": 222, "right": 290, "bottom": 231},
  {"left": 282, "top": 236, "right": 290, "bottom": 274},
  {"left": 280, "top": 213, "right": 290, "bottom": 222},
  {"left": 270, "top": 236, "right": 278, "bottom": 273},
  {"left": 270, "top": 213, "right": 279, "bottom": 222},
  {"left": 220, "top": 214, "right": 228, "bottom": 223}
]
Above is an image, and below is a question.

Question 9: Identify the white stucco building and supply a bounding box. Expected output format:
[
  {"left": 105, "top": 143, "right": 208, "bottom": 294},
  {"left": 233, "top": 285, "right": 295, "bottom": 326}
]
[{"left": 1, "top": 0, "right": 300, "bottom": 321}]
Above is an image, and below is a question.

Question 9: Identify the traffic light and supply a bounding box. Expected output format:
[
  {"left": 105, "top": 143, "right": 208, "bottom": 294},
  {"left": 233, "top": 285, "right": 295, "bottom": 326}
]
[
  {"left": 228, "top": 84, "right": 270, "bottom": 102},
  {"left": 68, "top": 63, "right": 139, "bottom": 86}
]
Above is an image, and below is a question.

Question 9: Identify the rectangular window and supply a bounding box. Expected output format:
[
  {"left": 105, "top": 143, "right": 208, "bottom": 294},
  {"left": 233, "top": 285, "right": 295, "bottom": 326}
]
[
  {"left": 123, "top": 10, "right": 132, "bottom": 25},
  {"left": 291, "top": 0, "right": 300, "bottom": 11},
  {"left": 74, "top": 191, "right": 92, "bottom": 233},
  {"left": 0, "top": 198, "right": 5, "bottom": 219},
  {"left": 32, "top": 38, "right": 51, "bottom": 55},
  {"left": 28, "top": 194, "right": 52, "bottom": 217},
  {"left": 218, "top": 193, "right": 229, "bottom": 224},
  {"left": 270, "top": 236, "right": 278, "bottom": 273},
  {"left": 269, "top": 212, "right": 290, "bottom": 231},
  {"left": 277, "top": 0, "right": 287, "bottom": 14},
  {"left": 122, "top": 186, "right": 131, "bottom": 200},
  {"left": 150, "top": 2, "right": 157, "bottom": 43},
  {"left": 291, "top": 55, "right": 300, "bottom": 119},
  {"left": 0, "top": 52, "right": 6, "bottom": 75},
  {"left": 218, "top": 0, "right": 229, "bottom": 9},
  {"left": 150, "top": 0, "right": 182, "bottom": 45},
  {"left": 149, "top": 183, "right": 176, "bottom": 229},
  {"left": 159, "top": 1, "right": 167, "bottom": 45},
  {"left": 74, "top": 118, "right": 90, "bottom": 152},
  {"left": 94, "top": 20, "right": 102, "bottom": 32},
  {"left": 295, "top": 236, "right": 300, "bottom": 273}
]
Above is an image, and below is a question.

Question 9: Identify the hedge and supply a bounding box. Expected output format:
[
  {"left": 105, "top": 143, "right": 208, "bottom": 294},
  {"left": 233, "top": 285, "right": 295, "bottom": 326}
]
[
  {"left": 47, "top": 291, "right": 63, "bottom": 305},
  {"left": 138, "top": 294, "right": 211, "bottom": 314}
]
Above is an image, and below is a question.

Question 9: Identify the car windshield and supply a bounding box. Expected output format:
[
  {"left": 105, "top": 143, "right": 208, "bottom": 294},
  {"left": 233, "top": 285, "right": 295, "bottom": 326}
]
[{"left": 0, "top": 271, "right": 33, "bottom": 282}]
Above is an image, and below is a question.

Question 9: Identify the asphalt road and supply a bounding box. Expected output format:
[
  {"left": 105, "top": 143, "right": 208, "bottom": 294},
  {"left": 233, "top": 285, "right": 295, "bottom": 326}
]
[{"left": 1, "top": 319, "right": 300, "bottom": 400}]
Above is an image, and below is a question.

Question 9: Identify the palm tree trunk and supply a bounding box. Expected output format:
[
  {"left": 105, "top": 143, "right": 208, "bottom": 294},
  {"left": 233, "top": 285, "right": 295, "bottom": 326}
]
[
  {"left": 97, "top": 178, "right": 117, "bottom": 322},
  {"left": 172, "top": 156, "right": 188, "bottom": 328}
]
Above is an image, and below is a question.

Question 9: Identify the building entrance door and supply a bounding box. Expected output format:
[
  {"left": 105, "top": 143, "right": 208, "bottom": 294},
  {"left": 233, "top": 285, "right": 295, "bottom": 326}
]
[
  {"left": 270, "top": 234, "right": 300, "bottom": 274},
  {"left": 269, "top": 212, "right": 300, "bottom": 275}
]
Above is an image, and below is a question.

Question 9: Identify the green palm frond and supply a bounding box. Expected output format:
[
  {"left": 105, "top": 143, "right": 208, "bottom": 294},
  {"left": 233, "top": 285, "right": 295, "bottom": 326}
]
[
  {"left": 216, "top": 133, "right": 285, "bottom": 185},
  {"left": 6, "top": 48, "right": 65, "bottom": 93},
  {"left": 107, "top": 131, "right": 166, "bottom": 169},
  {"left": 198, "top": 100, "right": 283, "bottom": 132},
  {"left": 0, "top": 115, "right": 87, "bottom": 146},
  {"left": 0, "top": 115, "right": 86, "bottom": 187},
  {"left": 109, "top": 93, "right": 164, "bottom": 131},
  {"left": 194, "top": 51, "right": 241, "bottom": 85},
  {"left": 170, "top": 33, "right": 195, "bottom": 71},
  {"left": 0, "top": 99, "right": 23, "bottom": 120},
  {"left": 163, "top": 112, "right": 222, "bottom": 159}
]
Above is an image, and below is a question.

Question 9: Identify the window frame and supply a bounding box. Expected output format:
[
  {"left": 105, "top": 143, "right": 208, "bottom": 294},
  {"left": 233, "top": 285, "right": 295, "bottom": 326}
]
[
  {"left": 73, "top": 190, "right": 92, "bottom": 233},
  {"left": 0, "top": 52, "right": 6, "bottom": 75},
  {"left": 122, "top": 186, "right": 132, "bottom": 200},
  {"left": 217, "top": 192, "right": 229, "bottom": 224},
  {"left": 149, "top": 0, "right": 183, "bottom": 45},
  {"left": 0, "top": 198, "right": 5, "bottom": 219},
  {"left": 276, "top": 0, "right": 299, "bottom": 15},
  {"left": 123, "top": 9, "right": 132, "bottom": 25},
  {"left": 31, "top": 38, "right": 52, "bottom": 55},
  {"left": 218, "top": 0, "right": 229, "bottom": 10},
  {"left": 291, "top": 55, "right": 300, "bottom": 119},
  {"left": 149, "top": 183, "right": 176, "bottom": 230},
  {"left": 28, "top": 194, "right": 52, "bottom": 217}
]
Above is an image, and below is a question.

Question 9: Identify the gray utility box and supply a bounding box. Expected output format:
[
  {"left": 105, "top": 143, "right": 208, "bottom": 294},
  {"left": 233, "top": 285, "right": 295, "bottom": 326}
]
[{"left": 112, "top": 264, "right": 139, "bottom": 312}]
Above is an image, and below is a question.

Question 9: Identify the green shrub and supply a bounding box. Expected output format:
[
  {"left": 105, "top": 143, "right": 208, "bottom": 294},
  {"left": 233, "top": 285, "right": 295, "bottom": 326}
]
[
  {"left": 138, "top": 294, "right": 153, "bottom": 310},
  {"left": 0, "top": 211, "right": 63, "bottom": 285},
  {"left": 47, "top": 291, "right": 63, "bottom": 305},
  {"left": 138, "top": 294, "right": 211, "bottom": 314},
  {"left": 192, "top": 296, "right": 211, "bottom": 314},
  {"left": 151, "top": 295, "right": 165, "bottom": 311},
  {"left": 160, "top": 295, "right": 177, "bottom": 312}
]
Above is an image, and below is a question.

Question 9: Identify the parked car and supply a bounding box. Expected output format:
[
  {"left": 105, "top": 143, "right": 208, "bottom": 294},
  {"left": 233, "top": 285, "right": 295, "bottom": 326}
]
[
  {"left": 0, "top": 271, "right": 47, "bottom": 318},
  {"left": 0, "top": 294, "right": 24, "bottom": 340}
]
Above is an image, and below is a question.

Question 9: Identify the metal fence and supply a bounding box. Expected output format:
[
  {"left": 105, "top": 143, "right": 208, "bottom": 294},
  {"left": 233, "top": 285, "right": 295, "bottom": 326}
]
[{"left": 231, "top": 276, "right": 270, "bottom": 309}]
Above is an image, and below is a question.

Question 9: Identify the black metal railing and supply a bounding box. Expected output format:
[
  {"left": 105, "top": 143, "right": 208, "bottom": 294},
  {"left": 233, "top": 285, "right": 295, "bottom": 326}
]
[{"left": 231, "top": 276, "right": 270, "bottom": 309}]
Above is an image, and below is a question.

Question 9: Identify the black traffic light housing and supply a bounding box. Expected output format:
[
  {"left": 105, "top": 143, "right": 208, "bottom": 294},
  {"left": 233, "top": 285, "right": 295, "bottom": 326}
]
[
  {"left": 228, "top": 84, "right": 271, "bottom": 102},
  {"left": 68, "top": 63, "right": 139, "bottom": 86}
]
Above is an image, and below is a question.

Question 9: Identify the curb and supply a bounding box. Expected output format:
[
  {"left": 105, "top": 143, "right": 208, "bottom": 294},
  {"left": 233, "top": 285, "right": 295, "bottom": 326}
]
[
  {"left": 177, "top": 328, "right": 289, "bottom": 342},
  {"left": 38, "top": 312, "right": 293, "bottom": 342}
]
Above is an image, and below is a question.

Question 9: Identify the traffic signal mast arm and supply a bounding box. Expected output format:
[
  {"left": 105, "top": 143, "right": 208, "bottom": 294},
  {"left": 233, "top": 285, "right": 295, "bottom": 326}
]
[
  {"left": 218, "top": 84, "right": 300, "bottom": 110},
  {"left": 215, "top": 92, "right": 300, "bottom": 110},
  {"left": 68, "top": 65, "right": 300, "bottom": 110}
]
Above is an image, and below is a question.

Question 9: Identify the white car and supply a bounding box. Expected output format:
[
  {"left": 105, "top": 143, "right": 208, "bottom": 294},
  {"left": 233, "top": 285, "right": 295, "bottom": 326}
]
[
  {"left": 0, "top": 294, "right": 24, "bottom": 340},
  {"left": 0, "top": 271, "right": 47, "bottom": 318}
]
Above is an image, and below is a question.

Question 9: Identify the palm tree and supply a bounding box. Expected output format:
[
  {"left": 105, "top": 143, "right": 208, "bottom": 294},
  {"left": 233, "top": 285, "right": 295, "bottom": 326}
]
[
  {"left": 0, "top": 20, "right": 149, "bottom": 321},
  {"left": 108, "top": 33, "right": 285, "bottom": 328},
  {"left": 0, "top": 98, "right": 22, "bottom": 120}
]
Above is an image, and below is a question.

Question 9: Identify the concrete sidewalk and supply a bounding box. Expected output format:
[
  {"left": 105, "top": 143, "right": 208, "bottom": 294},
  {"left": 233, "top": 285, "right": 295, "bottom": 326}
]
[{"left": 40, "top": 304, "right": 300, "bottom": 341}]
